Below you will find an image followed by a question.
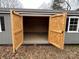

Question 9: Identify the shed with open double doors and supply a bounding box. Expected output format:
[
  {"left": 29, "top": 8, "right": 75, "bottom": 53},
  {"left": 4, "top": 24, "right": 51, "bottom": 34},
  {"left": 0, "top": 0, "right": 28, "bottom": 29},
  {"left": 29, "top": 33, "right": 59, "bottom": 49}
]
[
  {"left": 0, "top": 8, "right": 79, "bottom": 53},
  {"left": 10, "top": 10, "right": 66, "bottom": 53}
]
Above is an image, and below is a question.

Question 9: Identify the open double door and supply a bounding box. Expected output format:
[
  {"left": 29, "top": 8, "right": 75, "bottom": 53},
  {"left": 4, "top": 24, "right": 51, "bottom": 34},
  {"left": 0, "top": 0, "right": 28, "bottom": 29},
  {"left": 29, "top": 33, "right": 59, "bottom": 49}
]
[{"left": 10, "top": 10, "right": 67, "bottom": 53}]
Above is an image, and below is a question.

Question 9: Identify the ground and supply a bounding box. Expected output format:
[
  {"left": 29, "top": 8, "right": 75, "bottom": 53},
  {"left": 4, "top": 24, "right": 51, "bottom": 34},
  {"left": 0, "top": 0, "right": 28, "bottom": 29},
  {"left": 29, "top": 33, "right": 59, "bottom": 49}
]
[{"left": 0, "top": 45, "right": 79, "bottom": 59}]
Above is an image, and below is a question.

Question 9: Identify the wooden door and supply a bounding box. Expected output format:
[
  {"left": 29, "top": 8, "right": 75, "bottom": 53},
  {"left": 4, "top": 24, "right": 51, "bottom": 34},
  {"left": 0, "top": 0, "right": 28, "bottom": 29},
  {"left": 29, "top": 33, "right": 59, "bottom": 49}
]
[
  {"left": 10, "top": 10, "right": 23, "bottom": 53},
  {"left": 48, "top": 13, "right": 66, "bottom": 49}
]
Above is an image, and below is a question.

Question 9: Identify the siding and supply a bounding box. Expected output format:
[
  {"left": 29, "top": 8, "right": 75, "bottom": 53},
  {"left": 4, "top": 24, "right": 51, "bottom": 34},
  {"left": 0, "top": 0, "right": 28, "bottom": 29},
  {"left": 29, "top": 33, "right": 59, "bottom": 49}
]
[
  {"left": 0, "top": 14, "right": 12, "bottom": 44},
  {"left": 65, "top": 32, "right": 79, "bottom": 44}
]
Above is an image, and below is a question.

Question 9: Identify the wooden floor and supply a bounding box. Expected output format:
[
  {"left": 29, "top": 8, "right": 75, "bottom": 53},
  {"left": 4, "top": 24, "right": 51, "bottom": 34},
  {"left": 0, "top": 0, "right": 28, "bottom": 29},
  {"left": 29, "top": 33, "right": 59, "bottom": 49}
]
[{"left": 24, "top": 32, "right": 48, "bottom": 44}]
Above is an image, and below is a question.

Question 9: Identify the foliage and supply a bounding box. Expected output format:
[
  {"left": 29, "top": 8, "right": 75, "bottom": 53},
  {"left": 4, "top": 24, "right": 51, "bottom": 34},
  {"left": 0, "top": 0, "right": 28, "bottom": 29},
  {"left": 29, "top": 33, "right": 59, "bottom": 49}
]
[{"left": 0, "top": 0, "right": 23, "bottom": 8}]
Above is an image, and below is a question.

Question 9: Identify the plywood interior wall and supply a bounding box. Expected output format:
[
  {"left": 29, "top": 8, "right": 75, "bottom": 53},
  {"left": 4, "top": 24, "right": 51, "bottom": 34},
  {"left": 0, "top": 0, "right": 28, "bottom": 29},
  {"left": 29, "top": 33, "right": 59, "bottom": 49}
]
[{"left": 23, "top": 16, "right": 49, "bottom": 33}]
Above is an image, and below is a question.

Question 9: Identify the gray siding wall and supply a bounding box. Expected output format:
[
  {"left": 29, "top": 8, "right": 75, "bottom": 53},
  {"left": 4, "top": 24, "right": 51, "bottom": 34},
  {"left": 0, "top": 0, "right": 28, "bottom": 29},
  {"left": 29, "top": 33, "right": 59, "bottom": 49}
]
[
  {"left": 65, "top": 15, "right": 79, "bottom": 44},
  {"left": 0, "top": 14, "right": 12, "bottom": 44},
  {"left": 65, "top": 33, "right": 79, "bottom": 44}
]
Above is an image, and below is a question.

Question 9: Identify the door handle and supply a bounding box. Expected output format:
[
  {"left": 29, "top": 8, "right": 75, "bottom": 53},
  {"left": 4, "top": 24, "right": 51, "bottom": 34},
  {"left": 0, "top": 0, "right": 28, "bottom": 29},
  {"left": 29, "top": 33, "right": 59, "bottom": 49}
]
[{"left": 62, "top": 31, "right": 64, "bottom": 33}]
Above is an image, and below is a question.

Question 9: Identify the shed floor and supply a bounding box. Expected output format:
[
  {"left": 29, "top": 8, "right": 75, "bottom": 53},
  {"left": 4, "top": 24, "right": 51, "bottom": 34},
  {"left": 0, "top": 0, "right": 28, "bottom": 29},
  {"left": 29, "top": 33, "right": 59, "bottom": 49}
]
[{"left": 24, "top": 32, "right": 48, "bottom": 44}]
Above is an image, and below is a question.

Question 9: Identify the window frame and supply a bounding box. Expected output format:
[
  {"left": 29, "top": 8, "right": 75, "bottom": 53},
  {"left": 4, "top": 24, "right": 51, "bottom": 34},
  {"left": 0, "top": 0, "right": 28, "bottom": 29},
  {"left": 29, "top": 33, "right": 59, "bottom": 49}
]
[
  {"left": 0, "top": 18, "right": 2, "bottom": 32},
  {"left": 0, "top": 16, "right": 5, "bottom": 32},
  {"left": 67, "top": 16, "right": 79, "bottom": 33}
]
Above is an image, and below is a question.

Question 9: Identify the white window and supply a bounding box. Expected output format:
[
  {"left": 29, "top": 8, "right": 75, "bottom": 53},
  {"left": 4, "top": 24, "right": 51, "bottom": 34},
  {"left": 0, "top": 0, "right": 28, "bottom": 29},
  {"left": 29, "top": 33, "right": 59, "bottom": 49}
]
[
  {"left": 0, "top": 17, "right": 5, "bottom": 32},
  {"left": 0, "top": 19, "right": 2, "bottom": 32},
  {"left": 68, "top": 16, "right": 79, "bottom": 33}
]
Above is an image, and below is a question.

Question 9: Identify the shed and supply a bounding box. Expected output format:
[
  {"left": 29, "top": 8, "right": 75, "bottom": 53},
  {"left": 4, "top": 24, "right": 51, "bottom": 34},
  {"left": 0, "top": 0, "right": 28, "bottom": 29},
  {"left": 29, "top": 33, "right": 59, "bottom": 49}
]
[{"left": 0, "top": 8, "right": 79, "bottom": 53}]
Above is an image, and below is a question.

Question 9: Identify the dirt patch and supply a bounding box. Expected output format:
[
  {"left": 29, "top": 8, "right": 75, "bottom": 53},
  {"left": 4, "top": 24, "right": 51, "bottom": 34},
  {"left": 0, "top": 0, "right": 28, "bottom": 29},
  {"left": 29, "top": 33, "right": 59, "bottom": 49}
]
[{"left": 0, "top": 45, "right": 79, "bottom": 59}]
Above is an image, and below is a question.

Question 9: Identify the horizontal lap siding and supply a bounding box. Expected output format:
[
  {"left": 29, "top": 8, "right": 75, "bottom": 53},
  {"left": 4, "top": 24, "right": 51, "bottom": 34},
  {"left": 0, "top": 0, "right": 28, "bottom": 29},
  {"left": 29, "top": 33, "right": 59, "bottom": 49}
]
[
  {"left": 0, "top": 14, "right": 12, "bottom": 44},
  {"left": 65, "top": 33, "right": 79, "bottom": 44}
]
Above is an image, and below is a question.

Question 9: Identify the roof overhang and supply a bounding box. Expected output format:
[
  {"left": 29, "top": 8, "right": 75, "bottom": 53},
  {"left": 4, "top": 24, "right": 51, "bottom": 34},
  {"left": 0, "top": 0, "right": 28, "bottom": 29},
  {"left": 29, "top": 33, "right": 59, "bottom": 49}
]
[{"left": 0, "top": 8, "right": 79, "bottom": 16}]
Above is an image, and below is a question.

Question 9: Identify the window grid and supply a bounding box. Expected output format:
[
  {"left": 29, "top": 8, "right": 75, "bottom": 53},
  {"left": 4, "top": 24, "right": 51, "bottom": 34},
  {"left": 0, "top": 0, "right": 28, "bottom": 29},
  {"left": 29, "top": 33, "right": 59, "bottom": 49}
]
[{"left": 68, "top": 16, "right": 79, "bottom": 32}]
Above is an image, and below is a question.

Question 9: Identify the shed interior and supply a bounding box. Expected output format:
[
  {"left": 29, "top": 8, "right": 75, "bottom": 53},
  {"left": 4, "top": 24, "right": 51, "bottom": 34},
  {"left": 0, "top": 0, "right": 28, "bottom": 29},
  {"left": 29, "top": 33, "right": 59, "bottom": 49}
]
[{"left": 23, "top": 16, "right": 49, "bottom": 44}]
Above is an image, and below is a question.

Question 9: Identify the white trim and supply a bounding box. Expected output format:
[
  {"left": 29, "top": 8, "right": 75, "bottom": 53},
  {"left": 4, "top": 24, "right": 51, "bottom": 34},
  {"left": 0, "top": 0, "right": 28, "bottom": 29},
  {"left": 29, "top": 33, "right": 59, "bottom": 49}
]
[{"left": 67, "top": 16, "right": 79, "bottom": 33}]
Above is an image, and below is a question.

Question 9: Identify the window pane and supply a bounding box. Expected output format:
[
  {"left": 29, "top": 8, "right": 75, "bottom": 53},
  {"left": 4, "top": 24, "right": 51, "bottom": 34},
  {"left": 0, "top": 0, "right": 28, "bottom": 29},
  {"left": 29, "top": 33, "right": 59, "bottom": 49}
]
[
  {"left": 69, "top": 28, "right": 73, "bottom": 31},
  {"left": 1, "top": 17, "right": 5, "bottom": 31},
  {"left": 70, "top": 25, "right": 73, "bottom": 28},
  {"left": 72, "top": 27, "right": 77, "bottom": 31},
  {"left": 70, "top": 18, "right": 74, "bottom": 22},
  {"left": 74, "top": 21, "right": 77, "bottom": 24},
  {"left": 73, "top": 25, "right": 77, "bottom": 29},
  {"left": 69, "top": 25, "right": 73, "bottom": 31},
  {"left": 70, "top": 18, "right": 78, "bottom": 24},
  {"left": 69, "top": 24, "right": 77, "bottom": 31},
  {"left": 0, "top": 18, "right": 1, "bottom": 32},
  {"left": 75, "top": 18, "right": 78, "bottom": 22},
  {"left": 70, "top": 21, "right": 74, "bottom": 24},
  {"left": 0, "top": 17, "right": 5, "bottom": 32}
]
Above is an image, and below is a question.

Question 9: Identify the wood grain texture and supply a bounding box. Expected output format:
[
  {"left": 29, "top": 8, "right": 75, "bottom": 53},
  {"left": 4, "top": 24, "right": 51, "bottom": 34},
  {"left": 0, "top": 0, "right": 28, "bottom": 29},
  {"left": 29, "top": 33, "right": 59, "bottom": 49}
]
[
  {"left": 48, "top": 13, "right": 67, "bottom": 49},
  {"left": 10, "top": 10, "right": 23, "bottom": 53}
]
